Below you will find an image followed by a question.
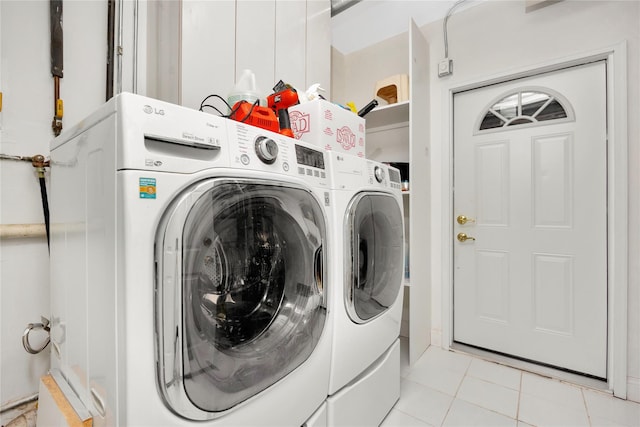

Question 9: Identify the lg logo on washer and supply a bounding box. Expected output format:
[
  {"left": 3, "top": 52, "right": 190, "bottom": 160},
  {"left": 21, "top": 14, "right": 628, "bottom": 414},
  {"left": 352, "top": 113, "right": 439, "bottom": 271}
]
[
  {"left": 145, "top": 159, "right": 163, "bottom": 167},
  {"left": 143, "top": 104, "right": 165, "bottom": 116}
]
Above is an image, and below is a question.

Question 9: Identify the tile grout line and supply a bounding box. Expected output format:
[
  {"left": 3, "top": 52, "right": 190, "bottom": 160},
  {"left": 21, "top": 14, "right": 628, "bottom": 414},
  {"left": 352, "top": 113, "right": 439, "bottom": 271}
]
[
  {"left": 436, "top": 393, "right": 457, "bottom": 425},
  {"left": 387, "top": 406, "right": 434, "bottom": 427},
  {"left": 460, "top": 357, "right": 524, "bottom": 423},
  {"left": 515, "top": 371, "right": 523, "bottom": 424},
  {"left": 438, "top": 357, "right": 475, "bottom": 426},
  {"left": 580, "top": 387, "right": 593, "bottom": 426},
  {"left": 394, "top": 377, "right": 454, "bottom": 426},
  {"left": 456, "top": 358, "right": 474, "bottom": 397},
  {"left": 389, "top": 378, "right": 423, "bottom": 424}
]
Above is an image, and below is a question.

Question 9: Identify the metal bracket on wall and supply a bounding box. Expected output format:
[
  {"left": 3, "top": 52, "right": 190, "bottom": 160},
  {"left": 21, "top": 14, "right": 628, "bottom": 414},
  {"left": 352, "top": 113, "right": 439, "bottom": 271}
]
[{"left": 22, "top": 316, "right": 51, "bottom": 355}]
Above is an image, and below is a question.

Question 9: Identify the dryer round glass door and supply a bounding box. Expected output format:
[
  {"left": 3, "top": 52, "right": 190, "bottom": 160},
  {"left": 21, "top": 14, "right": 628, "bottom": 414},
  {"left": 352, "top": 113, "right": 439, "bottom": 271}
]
[
  {"left": 345, "top": 193, "right": 403, "bottom": 323},
  {"left": 156, "top": 179, "right": 327, "bottom": 419}
]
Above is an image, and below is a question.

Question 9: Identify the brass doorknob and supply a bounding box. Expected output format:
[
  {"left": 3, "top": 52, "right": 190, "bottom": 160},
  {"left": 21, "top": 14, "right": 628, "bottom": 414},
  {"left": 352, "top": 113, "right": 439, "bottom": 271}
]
[
  {"left": 457, "top": 215, "right": 475, "bottom": 225},
  {"left": 457, "top": 233, "right": 476, "bottom": 242}
]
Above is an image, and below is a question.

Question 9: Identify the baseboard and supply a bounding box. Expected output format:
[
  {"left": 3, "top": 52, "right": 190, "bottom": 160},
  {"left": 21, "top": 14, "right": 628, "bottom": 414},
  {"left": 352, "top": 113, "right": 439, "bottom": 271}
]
[
  {"left": 628, "top": 377, "right": 640, "bottom": 403},
  {"left": 430, "top": 329, "right": 442, "bottom": 348}
]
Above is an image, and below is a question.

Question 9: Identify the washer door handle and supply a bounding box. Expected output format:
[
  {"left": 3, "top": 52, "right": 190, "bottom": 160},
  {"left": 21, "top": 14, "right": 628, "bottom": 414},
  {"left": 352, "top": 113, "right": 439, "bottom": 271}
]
[{"left": 314, "top": 246, "right": 323, "bottom": 294}]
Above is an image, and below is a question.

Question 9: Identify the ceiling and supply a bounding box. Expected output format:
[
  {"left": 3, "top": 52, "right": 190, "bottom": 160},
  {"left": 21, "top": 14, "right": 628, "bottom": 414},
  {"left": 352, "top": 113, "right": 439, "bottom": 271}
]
[{"left": 331, "top": 0, "right": 480, "bottom": 55}]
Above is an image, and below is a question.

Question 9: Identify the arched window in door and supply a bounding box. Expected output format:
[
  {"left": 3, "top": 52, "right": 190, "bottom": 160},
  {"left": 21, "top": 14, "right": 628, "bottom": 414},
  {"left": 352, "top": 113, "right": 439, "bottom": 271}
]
[{"left": 477, "top": 87, "right": 574, "bottom": 132}]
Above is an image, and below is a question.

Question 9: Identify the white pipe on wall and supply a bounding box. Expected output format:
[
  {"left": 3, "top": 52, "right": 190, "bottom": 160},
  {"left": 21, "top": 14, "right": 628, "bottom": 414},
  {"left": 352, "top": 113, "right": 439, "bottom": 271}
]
[{"left": 0, "top": 224, "right": 46, "bottom": 239}]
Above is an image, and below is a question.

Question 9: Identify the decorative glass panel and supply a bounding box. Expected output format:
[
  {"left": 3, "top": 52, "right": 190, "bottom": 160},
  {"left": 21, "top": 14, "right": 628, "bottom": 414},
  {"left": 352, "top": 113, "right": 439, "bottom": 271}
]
[
  {"left": 536, "top": 99, "right": 568, "bottom": 121},
  {"left": 492, "top": 93, "right": 519, "bottom": 120},
  {"left": 521, "top": 92, "right": 551, "bottom": 116},
  {"left": 508, "top": 118, "right": 535, "bottom": 126},
  {"left": 480, "top": 111, "right": 504, "bottom": 130},
  {"left": 478, "top": 88, "right": 571, "bottom": 132}
]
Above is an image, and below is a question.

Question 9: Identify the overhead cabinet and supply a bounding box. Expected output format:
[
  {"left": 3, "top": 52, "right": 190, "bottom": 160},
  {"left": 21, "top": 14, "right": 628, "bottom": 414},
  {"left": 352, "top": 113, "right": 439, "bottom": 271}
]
[{"left": 147, "top": 0, "right": 331, "bottom": 110}]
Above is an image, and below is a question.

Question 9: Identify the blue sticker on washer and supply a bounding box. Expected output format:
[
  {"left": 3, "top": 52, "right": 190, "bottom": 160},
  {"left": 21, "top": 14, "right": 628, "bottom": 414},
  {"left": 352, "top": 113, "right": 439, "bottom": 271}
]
[{"left": 139, "top": 177, "right": 156, "bottom": 199}]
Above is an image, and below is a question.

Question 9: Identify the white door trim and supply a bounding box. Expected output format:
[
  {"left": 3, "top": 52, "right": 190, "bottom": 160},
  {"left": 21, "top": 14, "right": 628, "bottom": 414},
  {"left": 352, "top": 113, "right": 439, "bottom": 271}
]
[{"left": 439, "top": 43, "right": 628, "bottom": 398}]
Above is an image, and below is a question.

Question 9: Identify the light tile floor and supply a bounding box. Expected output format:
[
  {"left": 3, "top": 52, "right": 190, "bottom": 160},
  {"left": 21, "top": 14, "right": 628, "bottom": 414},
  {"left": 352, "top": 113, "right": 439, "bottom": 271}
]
[{"left": 382, "top": 339, "right": 640, "bottom": 427}]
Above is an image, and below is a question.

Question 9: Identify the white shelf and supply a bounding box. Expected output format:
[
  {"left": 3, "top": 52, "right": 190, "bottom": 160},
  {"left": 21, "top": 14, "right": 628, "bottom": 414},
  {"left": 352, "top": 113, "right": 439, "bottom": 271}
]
[
  {"left": 365, "top": 101, "right": 410, "bottom": 130},
  {"left": 404, "top": 278, "right": 411, "bottom": 287},
  {"left": 365, "top": 101, "right": 410, "bottom": 161},
  {"left": 402, "top": 191, "right": 411, "bottom": 196}
]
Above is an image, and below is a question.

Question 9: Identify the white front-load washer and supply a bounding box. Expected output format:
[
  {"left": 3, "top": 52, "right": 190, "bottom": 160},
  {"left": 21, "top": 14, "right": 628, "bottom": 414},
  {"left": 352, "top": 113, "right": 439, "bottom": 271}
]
[
  {"left": 325, "top": 152, "right": 404, "bottom": 426},
  {"left": 48, "top": 93, "right": 333, "bottom": 426}
]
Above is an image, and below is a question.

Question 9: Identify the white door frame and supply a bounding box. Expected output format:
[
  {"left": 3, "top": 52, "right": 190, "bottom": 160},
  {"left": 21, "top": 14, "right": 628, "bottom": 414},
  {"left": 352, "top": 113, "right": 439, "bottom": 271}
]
[{"left": 440, "top": 43, "right": 628, "bottom": 398}]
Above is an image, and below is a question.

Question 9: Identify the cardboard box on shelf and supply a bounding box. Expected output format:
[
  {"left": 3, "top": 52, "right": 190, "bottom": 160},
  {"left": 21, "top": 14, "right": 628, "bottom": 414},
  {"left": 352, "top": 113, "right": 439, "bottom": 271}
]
[{"left": 289, "top": 99, "right": 365, "bottom": 157}]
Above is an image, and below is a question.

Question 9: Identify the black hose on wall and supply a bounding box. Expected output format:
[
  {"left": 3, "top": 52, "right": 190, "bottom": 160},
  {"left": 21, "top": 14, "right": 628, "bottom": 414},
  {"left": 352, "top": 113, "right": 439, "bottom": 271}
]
[{"left": 38, "top": 176, "right": 50, "bottom": 250}]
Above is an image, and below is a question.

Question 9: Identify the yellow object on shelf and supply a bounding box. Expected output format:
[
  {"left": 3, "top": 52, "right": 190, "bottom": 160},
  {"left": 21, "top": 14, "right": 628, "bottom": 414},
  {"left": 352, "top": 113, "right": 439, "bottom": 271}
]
[
  {"left": 374, "top": 74, "right": 409, "bottom": 104},
  {"left": 345, "top": 101, "right": 357, "bottom": 114}
]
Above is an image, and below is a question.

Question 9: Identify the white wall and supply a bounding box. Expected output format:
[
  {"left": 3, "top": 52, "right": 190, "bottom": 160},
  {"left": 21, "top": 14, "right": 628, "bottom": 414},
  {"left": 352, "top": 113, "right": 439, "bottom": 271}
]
[
  {"left": 0, "top": 0, "right": 106, "bottom": 410},
  {"left": 334, "top": 0, "right": 639, "bottom": 401}
]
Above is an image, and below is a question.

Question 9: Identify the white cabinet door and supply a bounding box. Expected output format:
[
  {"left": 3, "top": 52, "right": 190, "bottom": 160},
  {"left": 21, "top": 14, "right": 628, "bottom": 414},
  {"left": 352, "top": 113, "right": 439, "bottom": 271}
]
[
  {"left": 407, "top": 19, "right": 430, "bottom": 365},
  {"left": 146, "top": 1, "right": 181, "bottom": 104},
  {"left": 148, "top": 1, "right": 330, "bottom": 110},
  {"left": 236, "top": 0, "right": 276, "bottom": 99},
  {"left": 181, "top": 0, "right": 236, "bottom": 110},
  {"left": 274, "top": 1, "right": 306, "bottom": 91},
  {"left": 305, "top": 0, "right": 331, "bottom": 94}
]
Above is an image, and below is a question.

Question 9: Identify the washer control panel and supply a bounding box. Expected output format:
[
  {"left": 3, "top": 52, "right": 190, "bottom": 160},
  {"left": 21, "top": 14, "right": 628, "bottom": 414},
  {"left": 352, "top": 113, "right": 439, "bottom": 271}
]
[
  {"left": 229, "top": 122, "right": 327, "bottom": 184},
  {"left": 386, "top": 166, "right": 402, "bottom": 191},
  {"left": 366, "top": 161, "right": 401, "bottom": 191}
]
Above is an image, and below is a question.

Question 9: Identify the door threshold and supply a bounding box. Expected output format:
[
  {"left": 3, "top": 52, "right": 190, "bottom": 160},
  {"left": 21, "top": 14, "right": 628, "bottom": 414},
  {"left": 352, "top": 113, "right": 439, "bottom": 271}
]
[{"left": 450, "top": 342, "right": 610, "bottom": 393}]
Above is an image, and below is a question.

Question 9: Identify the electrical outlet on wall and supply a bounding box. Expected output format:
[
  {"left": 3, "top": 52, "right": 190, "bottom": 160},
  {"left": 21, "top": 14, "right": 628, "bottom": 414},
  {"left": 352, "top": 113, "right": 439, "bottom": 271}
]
[{"left": 438, "top": 59, "right": 453, "bottom": 77}]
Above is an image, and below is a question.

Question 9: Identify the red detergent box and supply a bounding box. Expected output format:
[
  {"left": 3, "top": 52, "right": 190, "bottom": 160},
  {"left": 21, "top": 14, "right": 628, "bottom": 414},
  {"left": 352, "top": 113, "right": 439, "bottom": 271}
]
[{"left": 289, "top": 99, "right": 366, "bottom": 157}]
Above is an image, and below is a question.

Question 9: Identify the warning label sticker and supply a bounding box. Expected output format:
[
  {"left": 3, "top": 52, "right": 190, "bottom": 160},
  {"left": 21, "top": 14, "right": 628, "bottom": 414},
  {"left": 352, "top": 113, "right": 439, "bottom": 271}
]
[{"left": 139, "top": 177, "right": 156, "bottom": 199}]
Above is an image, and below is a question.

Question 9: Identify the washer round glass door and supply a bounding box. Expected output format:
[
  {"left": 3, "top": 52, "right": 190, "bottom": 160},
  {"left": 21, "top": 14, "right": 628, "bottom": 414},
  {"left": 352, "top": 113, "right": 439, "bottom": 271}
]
[
  {"left": 156, "top": 179, "right": 327, "bottom": 419},
  {"left": 345, "top": 192, "right": 403, "bottom": 323}
]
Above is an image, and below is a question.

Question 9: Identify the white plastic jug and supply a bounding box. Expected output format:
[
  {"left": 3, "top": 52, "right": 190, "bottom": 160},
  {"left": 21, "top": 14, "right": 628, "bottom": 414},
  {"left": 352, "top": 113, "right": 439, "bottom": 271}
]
[{"left": 227, "top": 69, "right": 262, "bottom": 108}]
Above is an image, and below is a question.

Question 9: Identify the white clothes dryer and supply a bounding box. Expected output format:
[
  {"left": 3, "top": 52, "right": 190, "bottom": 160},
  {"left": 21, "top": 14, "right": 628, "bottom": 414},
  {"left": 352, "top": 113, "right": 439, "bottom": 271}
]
[
  {"left": 48, "top": 93, "right": 333, "bottom": 426},
  {"left": 325, "top": 152, "right": 404, "bottom": 426}
]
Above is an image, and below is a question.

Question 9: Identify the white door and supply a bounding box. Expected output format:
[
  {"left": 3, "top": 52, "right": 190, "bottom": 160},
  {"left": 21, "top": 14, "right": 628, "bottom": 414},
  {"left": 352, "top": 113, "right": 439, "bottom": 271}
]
[{"left": 453, "top": 61, "right": 607, "bottom": 378}]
